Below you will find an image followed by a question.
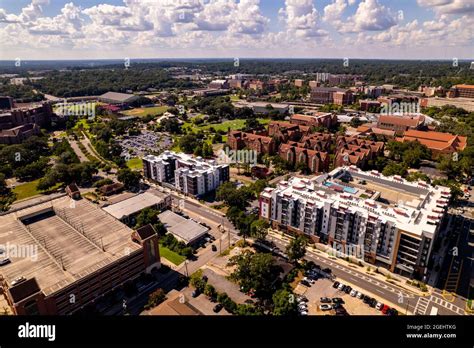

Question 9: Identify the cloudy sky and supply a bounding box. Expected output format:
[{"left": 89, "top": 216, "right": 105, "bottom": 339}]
[{"left": 0, "top": 0, "right": 473, "bottom": 60}]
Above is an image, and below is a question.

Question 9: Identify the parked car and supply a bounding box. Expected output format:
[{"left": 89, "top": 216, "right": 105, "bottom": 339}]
[
  {"left": 319, "top": 304, "right": 332, "bottom": 311},
  {"left": 300, "top": 280, "right": 311, "bottom": 287},
  {"left": 369, "top": 299, "right": 377, "bottom": 308},
  {"left": 332, "top": 297, "right": 344, "bottom": 304},
  {"left": 363, "top": 295, "right": 371, "bottom": 304},
  {"left": 337, "top": 283, "right": 345, "bottom": 291},
  {"left": 387, "top": 308, "right": 399, "bottom": 316},
  {"left": 303, "top": 277, "right": 315, "bottom": 285},
  {"left": 344, "top": 286, "right": 352, "bottom": 294},
  {"left": 320, "top": 297, "right": 332, "bottom": 303},
  {"left": 211, "top": 245, "right": 217, "bottom": 252},
  {"left": 213, "top": 304, "right": 223, "bottom": 313},
  {"left": 381, "top": 304, "right": 390, "bottom": 315},
  {"left": 0, "top": 258, "right": 11, "bottom": 266},
  {"left": 376, "top": 302, "right": 384, "bottom": 311},
  {"left": 356, "top": 292, "right": 364, "bottom": 299},
  {"left": 350, "top": 289, "right": 357, "bottom": 297},
  {"left": 332, "top": 303, "right": 342, "bottom": 309},
  {"left": 332, "top": 281, "right": 340, "bottom": 289},
  {"left": 299, "top": 310, "right": 308, "bottom": 316},
  {"left": 297, "top": 296, "right": 308, "bottom": 303}
]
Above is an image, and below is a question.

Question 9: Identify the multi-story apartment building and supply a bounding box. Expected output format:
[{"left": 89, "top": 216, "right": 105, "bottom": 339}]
[
  {"left": 143, "top": 151, "right": 229, "bottom": 197},
  {"left": 447, "top": 84, "right": 474, "bottom": 99},
  {"left": 259, "top": 167, "right": 450, "bottom": 279},
  {"left": 310, "top": 87, "right": 354, "bottom": 105}
]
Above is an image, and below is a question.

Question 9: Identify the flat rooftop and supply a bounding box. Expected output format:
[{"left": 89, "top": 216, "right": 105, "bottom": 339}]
[
  {"left": 158, "top": 210, "right": 208, "bottom": 245},
  {"left": 262, "top": 166, "right": 451, "bottom": 237},
  {"left": 0, "top": 196, "right": 140, "bottom": 297},
  {"left": 103, "top": 191, "right": 169, "bottom": 220}
]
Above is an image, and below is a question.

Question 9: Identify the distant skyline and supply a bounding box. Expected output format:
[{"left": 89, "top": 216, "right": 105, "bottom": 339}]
[{"left": 0, "top": 0, "right": 473, "bottom": 60}]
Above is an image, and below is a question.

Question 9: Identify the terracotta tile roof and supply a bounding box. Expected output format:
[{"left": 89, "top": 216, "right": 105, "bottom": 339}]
[
  {"left": 400, "top": 130, "right": 468, "bottom": 152},
  {"left": 454, "top": 84, "right": 474, "bottom": 89}
]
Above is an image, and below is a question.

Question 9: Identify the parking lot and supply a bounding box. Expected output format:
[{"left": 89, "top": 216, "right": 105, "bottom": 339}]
[
  {"left": 294, "top": 267, "right": 391, "bottom": 316},
  {"left": 181, "top": 286, "right": 231, "bottom": 316},
  {"left": 119, "top": 130, "right": 172, "bottom": 158}
]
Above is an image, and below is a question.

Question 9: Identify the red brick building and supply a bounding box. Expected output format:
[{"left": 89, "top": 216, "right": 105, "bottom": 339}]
[
  {"left": 278, "top": 144, "right": 330, "bottom": 173},
  {"left": 334, "top": 136, "right": 384, "bottom": 168},
  {"left": 227, "top": 130, "right": 276, "bottom": 154},
  {"left": 290, "top": 113, "right": 337, "bottom": 129}
]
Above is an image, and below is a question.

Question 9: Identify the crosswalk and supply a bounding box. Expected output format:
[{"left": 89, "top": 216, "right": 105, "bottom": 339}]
[
  {"left": 414, "top": 297, "right": 430, "bottom": 315},
  {"left": 414, "top": 295, "right": 465, "bottom": 315},
  {"left": 306, "top": 249, "right": 415, "bottom": 300}
]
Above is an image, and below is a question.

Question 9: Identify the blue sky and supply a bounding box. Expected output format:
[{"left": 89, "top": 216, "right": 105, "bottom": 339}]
[{"left": 0, "top": 0, "right": 472, "bottom": 60}]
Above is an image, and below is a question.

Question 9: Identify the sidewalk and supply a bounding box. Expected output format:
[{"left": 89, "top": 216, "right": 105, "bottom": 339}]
[{"left": 268, "top": 229, "right": 430, "bottom": 297}]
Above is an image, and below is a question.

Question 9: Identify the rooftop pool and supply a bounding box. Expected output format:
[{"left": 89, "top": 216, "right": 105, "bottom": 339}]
[{"left": 323, "top": 181, "right": 358, "bottom": 194}]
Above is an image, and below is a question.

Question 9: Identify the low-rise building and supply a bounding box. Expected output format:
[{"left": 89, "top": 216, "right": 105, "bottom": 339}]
[
  {"left": 98, "top": 92, "right": 139, "bottom": 105},
  {"left": 259, "top": 167, "right": 451, "bottom": 279},
  {"left": 377, "top": 114, "right": 425, "bottom": 134},
  {"left": 396, "top": 130, "right": 468, "bottom": 158},
  {"left": 290, "top": 113, "right": 337, "bottom": 128},
  {"left": 158, "top": 210, "right": 209, "bottom": 246}
]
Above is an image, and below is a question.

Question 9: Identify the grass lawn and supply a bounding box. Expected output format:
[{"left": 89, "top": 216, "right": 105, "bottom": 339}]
[
  {"left": 184, "top": 118, "right": 270, "bottom": 133},
  {"left": 230, "top": 95, "right": 242, "bottom": 102},
  {"left": 122, "top": 106, "right": 168, "bottom": 118},
  {"left": 159, "top": 245, "right": 186, "bottom": 265},
  {"left": 126, "top": 157, "right": 143, "bottom": 170},
  {"left": 12, "top": 180, "right": 61, "bottom": 201}
]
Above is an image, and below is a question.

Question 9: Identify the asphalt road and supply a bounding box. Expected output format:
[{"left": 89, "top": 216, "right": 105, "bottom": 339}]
[{"left": 171, "top": 195, "right": 470, "bottom": 315}]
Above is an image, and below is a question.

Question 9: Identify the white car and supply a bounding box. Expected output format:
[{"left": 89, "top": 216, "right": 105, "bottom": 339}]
[
  {"left": 356, "top": 292, "right": 364, "bottom": 299},
  {"left": 350, "top": 289, "right": 357, "bottom": 297},
  {"left": 303, "top": 277, "right": 315, "bottom": 284},
  {"left": 299, "top": 311, "right": 308, "bottom": 316},
  {"left": 337, "top": 283, "right": 345, "bottom": 291},
  {"left": 319, "top": 304, "right": 332, "bottom": 311},
  {"left": 376, "top": 302, "right": 384, "bottom": 310}
]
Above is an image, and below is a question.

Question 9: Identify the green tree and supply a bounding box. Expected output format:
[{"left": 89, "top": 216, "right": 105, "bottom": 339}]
[
  {"left": 272, "top": 289, "right": 298, "bottom": 316},
  {"left": 117, "top": 168, "right": 141, "bottom": 190},
  {"left": 250, "top": 219, "right": 270, "bottom": 241},
  {"left": 228, "top": 250, "right": 275, "bottom": 297},
  {"left": 286, "top": 235, "right": 308, "bottom": 264}
]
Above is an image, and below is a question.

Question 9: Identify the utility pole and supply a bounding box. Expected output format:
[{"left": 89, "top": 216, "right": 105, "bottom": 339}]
[{"left": 184, "top": 260, "right": 189, "bottom": 277}]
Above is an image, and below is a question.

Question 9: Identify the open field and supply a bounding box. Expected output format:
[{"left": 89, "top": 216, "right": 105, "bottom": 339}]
[
  {"left": 126, "top": 157, "right": 143, "bottom": 170},
  {"left": 12, "top": 180, "right": 61, "bottom": 201},
  {"left": 183, "top": 118, "right": 270, "bottom": 133},
  {"left": 122, "top": 106, "right": 168, "bottom": 118}
]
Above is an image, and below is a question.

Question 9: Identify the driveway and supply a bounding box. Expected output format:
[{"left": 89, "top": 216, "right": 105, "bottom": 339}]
[{"left": 202, "top": 268, "right": 251, "bottom": 305}]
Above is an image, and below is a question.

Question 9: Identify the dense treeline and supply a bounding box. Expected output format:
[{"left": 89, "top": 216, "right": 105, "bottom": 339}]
[
  {"left": 29, "top": 68, "right": 195, "bottom": 97},
  {"left": 2, "top": 59, "right": 473, "bottom": 100}
]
